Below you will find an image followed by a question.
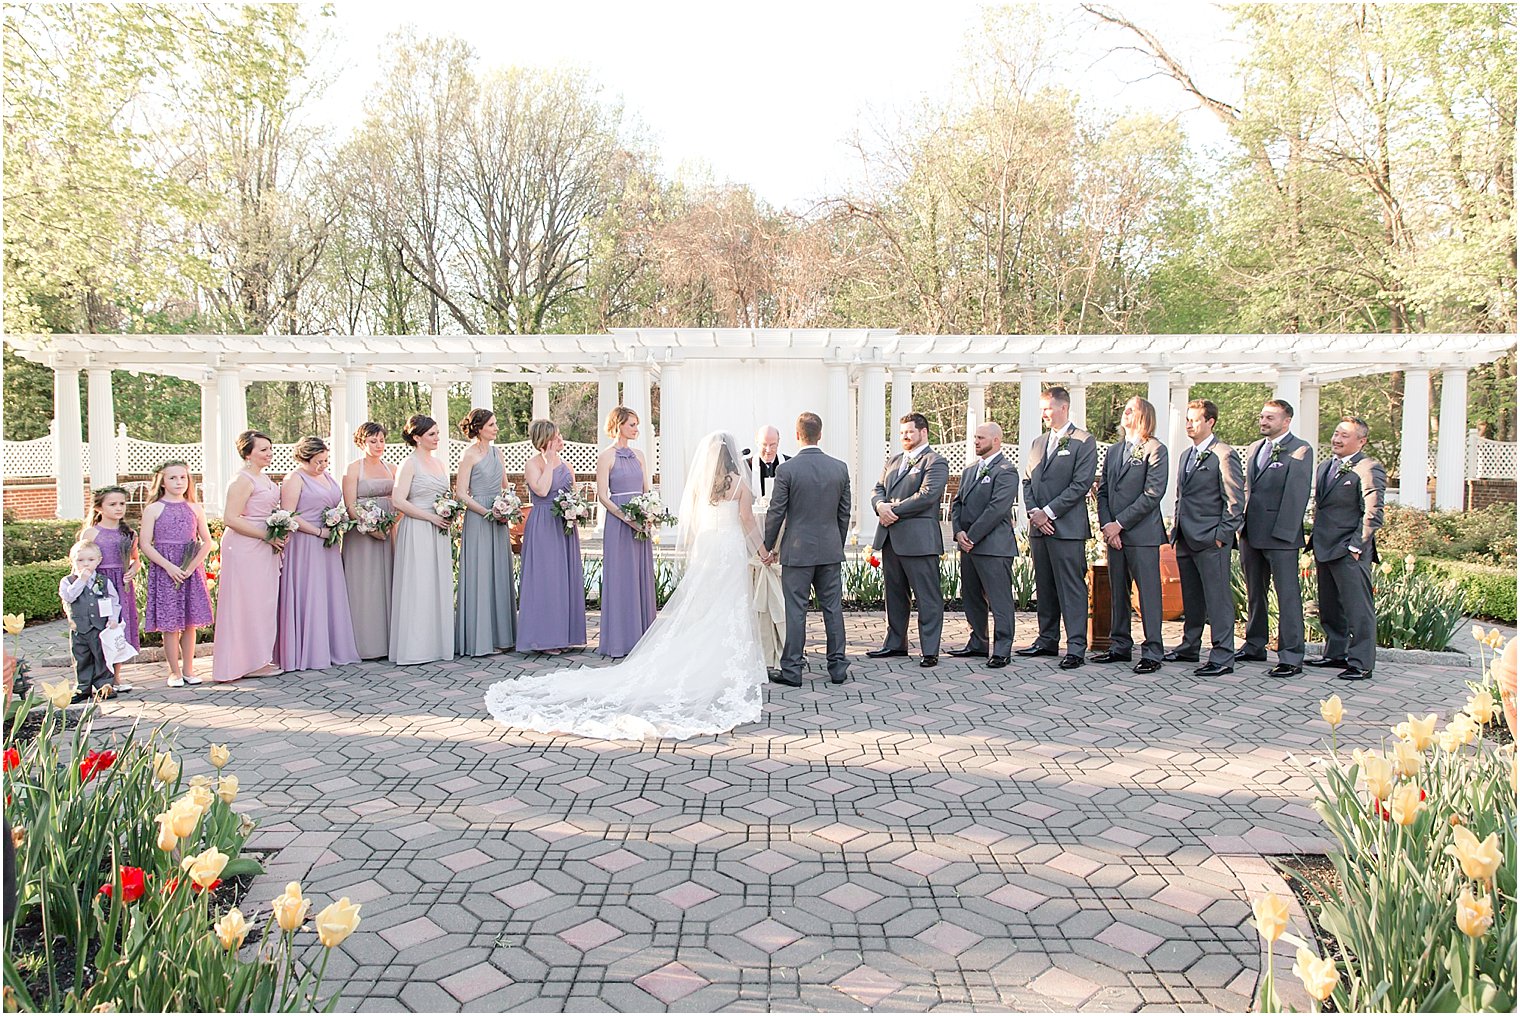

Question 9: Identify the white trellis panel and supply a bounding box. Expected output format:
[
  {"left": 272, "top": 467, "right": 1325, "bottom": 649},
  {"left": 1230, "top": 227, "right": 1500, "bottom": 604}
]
[
  {"left": 124, "top": 439, "right": 203, "bottom": 475},
  {"left": 2, "top": 436, "right": 55, "bottom": 478},
  {"left": 1471, "top": 435, "right": 1517, "bottom": 480}
]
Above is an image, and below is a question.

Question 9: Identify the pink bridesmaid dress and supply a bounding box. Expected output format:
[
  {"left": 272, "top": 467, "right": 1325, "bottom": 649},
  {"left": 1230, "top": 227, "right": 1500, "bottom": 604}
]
[{"left": 212, "top": 471, "right": 283, "bottom": 681}]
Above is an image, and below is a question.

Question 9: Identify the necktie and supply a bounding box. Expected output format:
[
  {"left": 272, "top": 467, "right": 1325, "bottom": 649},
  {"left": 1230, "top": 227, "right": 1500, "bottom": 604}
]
[
  {"left": 1256, "top": 440, "right": 1272, "bottom": 471},
  {"left": 1185, "top": 446, "right": 1199, "bottom": 475},
  {"left": 899, "top": 454, "right": 911, "bottom": 478}
]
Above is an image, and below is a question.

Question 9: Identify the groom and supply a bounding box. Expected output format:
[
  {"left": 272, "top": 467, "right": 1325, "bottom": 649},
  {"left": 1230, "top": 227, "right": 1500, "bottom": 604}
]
[{"left": 762, "top": 412, "right": 852, "bottom": 687}]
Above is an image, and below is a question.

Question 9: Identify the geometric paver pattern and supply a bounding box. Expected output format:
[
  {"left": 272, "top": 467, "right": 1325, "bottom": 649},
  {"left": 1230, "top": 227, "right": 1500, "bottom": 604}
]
[{"left": 90, "top": 612, "right": 1477, "bottom": 1012}]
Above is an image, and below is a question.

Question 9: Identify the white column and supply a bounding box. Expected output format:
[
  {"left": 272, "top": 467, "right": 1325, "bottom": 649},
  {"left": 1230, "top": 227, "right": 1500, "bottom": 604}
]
[
  {"left": 1069, "top": 383, "right": 1088, "bottom": 431},
  {"left": 54, "top": 364, "right": 84, "bottom": 519},
  {"left": 216, "top": 366, "right": 246, "bottom": 494},
  {"left": 597, "top": 370, "right": 619, "bottom": 433},
  {"left": 469, "top": 369, "right": 493, "bottom": 416},
  {"left": 890, "top": 367, "right": 913, "bottom": 429},
  {"left": 1163, "top": 382, "right": 1189, "bottom": 521},
  {"left": 824, "top": 362, "right": 850, "bottom": 462},
  {"left": 1299, "top": 382, "right": 1322, "bottom": 461},
  {"left": 1018, "top": 372, "right": 1043, "bottom": 475},
  {"left": 199, "top": 380, "right": 222, "bottom": 513},
  {"left": 328, "top": 381, "right": 348, "bottom": 472},
  {"left": 858, "top": 364, "right": 888, "bottom": 537},
  {"left": 1275, "top": 368, "right": 1303, "bottom": 415},
  {"left": 86, "top": 367, "right": 116, "bottom": 487},
  {"left": 115, "top": 422, "right": 129, "bottom": 478},
  {"left": 656, "top": 363, "right": 684, "bottom": 521},
  {"left": 1146, "top": 369, "right": 1171, "bottom": 446},
  {"left": 531, "top": 380, "right": 551, "bottom": 422},
  {"left": 1396, "top": 370, "right": 1429, "bottom": 509},
  {"left": 344, "top": 368, "right": 370, "bottom": 434},
  {"left": 965, "top": 375, "right": 986, "bottom": 464},
  {"left": 430, "top": 381, "right": 451, "bottom": 468},
  {"left": 619, "top": 363, "right": 652, "bottom": 461},
  {"left": 1435, "top": 367, "right": 1469, "bottom": 510}
]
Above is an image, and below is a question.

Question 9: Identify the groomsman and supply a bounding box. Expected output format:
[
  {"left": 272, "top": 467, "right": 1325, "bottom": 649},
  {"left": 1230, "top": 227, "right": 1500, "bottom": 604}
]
[
  {"left": 744, "top": 425, "right": 789, "bottom": 498},
  {"left": 1310, "top": 417, "right": 1387, "bottom": 681},
  {"left": 1093, "top": 396, "right": 1169, "bottom": 674},
  {"left": 868, "top": 413, "right": 949, "bottom": 667},
  {"left": 1238, "top": 399, "right": 1315, "bottom": 677},
  {"left": 1167, "top": 399, "right": 1244, "bottom": 675},
  {"left": 1018, "top": 387, "right": 1098, "bottom": 670},
  {"left": 949, "top": 422, "right": 1019, "bottom": 668}
]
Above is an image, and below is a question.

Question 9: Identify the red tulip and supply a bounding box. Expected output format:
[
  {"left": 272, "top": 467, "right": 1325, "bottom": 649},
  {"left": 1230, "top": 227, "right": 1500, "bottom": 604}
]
[
  {"left": 98, "top": 866, "right": 147, "bottom": 903},
  {"left": 79, "top": 749, "right": 117, "bottom": 782},
  {"left": 3, "top": 747, "right": 19, "bottom": 772}
]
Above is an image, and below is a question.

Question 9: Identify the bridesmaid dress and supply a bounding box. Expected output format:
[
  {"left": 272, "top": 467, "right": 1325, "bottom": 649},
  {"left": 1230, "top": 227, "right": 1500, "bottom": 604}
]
[
  {"left": 598, "top": 447, "right": 656, "bottom": 657},
  {"left": 93, "top": 526, "right": 140, "bottom": 649},
  {"left": 144, "top": 501, "right": 213, "bottom": 632},
  {"left": 456, "top": 449, "right": 516, "bottom": 656},
  {"left": 344, "top": 460, "right": 395, "bottom": 659},
  {"left": 515, "top": 461, "right": 586, "bottom": 652},
  {"left": 212, "top": 471, "right": 282, "bottom": 681},
  {"left": 275, "top": 472, "right": 360, "bottom": 671},
  {"left": 388, "top": 460, "right": 456, "bottom": 665}
]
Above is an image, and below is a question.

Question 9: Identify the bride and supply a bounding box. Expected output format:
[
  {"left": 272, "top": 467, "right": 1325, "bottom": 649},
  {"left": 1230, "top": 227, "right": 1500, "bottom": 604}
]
[{"left": 484, "top": 431, "right": 769, "bottom": 739}]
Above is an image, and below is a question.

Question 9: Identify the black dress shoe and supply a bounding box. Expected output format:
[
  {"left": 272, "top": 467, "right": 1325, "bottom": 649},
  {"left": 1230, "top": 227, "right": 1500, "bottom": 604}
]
[
  {"left": 829, "top": 673, "right": 850, "bottom": 685},
  {"left": 1133, "top": 659, "right": 1161, "bottom": 674},
  {"left": 1016, "top": 645, "right": 1060, "bottom": 658},
  {"left": 987, "top": 656, "right": 1009, "bottom": 669},
  {"left": 1267, "top": 663, "right": 1303, "bottom": 677},
  {"left": 1232, "top": 650, "right": 1268, "bottom": 663},
  {"left": 1089, "top": 651, "right": 1133, "bottom": 664},
  {"left": 948, "top": 645, "right": 987, "bottom": 658},
  {"left": 1194, "top": 662, "right": 1234, "bottom": 676},
  {"left": 1162, "top": 650, "right": 1199, "bottom": 663},
  {"left": 70, "top": 689, "right": 91, "bottom": 704},
  {"left": 768, "top": 672, "right": 803, "bottom": 687},
  {"left": 1336, "top": 667, "right": 1372, "bottom": 681},
  {"left": 865, "top": 648, "right": 909, "bottom": 659},
  {"left": 1058, "top": 655, "right": 1084, "bottom": 670},
  {"left": 1306, "top": 656, "right": 1350, "bottom": 668},
  {"left": 919, "top": 655, "right": 939, "bottom": 668}
]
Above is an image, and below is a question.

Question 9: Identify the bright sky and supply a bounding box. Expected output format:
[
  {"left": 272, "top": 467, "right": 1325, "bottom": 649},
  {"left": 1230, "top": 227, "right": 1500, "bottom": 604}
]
[{"left": 313, "top": 0, "right": 1243, "bottom": 209}]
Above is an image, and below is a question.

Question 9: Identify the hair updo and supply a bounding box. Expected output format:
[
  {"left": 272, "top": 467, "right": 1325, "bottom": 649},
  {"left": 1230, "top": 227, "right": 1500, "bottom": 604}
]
[
  {"left": 403, "top": 414, "right": 437, "bottom": 447},
  {"left": 353, "top": 421, "right": 386, "bottom": 447},
  {"left": 528, "top": 418, "right": 559, "bottom": 451},
  {"left": 235, "top": 429, "right": 273, "bottom": 461},
  {"left": 459, "top": 408, "right": 494, "bottom": 439},
  {"left": 293, "top": 436, "right": 329, "bottom": 463}
]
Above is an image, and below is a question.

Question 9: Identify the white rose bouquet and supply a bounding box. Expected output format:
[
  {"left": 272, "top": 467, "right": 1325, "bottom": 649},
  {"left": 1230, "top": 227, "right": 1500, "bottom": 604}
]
[
  {"left": 320, "top": 504, "right": 353, "bottom": 547},
  {"left": 433, "top": 493, "right": 466, "bottom": 527},
  {"left": 621, "top": 493, "right": 678, "bottom": 541},
  {"left": 487, "top": 491, "right": 524, "bottom": 526},
  {"left": 353, "top": 498, "right": 396, "bottom": 535},
  {"left": 551, "top": 488, "right": 593, "bottom": 534},
  {"left": 264, "top": 509, "right": 297, "bottom": 550}
]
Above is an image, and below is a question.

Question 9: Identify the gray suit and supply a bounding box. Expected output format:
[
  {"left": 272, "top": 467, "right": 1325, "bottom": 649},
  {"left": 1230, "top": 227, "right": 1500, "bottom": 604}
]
[
  {"left": 1240, "top": 432, "right": 1314, "bottom": 664},
  {"left": 871, "top": 447, "right": 949, "bottom": 656},
  {"left": 1310, "top": 452, "right": 1387, "bottom": 671},
  {"left": 763, "top": 446, "right": 852, "bottom": 683},
  {"left": 1096, "top": 437, "right": 1169, "bottom": 661},
  {"left": 1023, "top": 424, "right": 1098, "bottom": 655},
  {"left": 1171, "top": 438, "right": 1244, "bottom": 666},
  {"left": 950, "top": 451, "right": 1019, "bottom": 657}
]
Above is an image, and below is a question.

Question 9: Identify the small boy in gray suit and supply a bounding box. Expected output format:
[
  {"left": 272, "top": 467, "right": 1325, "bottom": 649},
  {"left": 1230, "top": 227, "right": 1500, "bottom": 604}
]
[{"left": 59, "top": 540, "right": 124, "bottom": 701}]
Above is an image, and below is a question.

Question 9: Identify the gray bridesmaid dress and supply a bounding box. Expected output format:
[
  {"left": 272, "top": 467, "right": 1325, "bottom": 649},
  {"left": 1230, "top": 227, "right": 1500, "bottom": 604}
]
[
  {"left": 343, "top": 459, "right": 395, "bottom": 659},
  {"left": 388, "top": 460, "right": 456, "bottom": 665},
  {"left": 456, "top": 449, "right": 516, "bottom": 655}
]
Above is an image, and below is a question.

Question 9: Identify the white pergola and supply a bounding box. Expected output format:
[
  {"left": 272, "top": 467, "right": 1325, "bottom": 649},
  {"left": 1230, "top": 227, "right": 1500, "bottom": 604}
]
[{"left": 6, "top": 330, "right": 1514, "bottom": 528}]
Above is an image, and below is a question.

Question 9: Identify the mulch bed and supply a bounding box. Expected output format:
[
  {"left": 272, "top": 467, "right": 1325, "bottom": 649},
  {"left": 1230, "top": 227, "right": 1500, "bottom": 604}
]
[{"left": 1270, "top": 852, "right": 1348, "bottom": 1013}]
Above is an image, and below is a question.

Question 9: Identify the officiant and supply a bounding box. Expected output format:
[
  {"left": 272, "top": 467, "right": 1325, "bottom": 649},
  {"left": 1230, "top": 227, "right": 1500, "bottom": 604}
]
[{"left": 743, "top": 425, "right": 790, "bottom": 499}]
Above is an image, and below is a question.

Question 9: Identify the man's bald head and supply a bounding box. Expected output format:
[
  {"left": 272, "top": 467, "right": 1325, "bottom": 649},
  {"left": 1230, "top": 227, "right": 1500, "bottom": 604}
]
[
  {"left": 973, "top": 422, "right": 1002, "bottom": 459},
  {"left": 756, "top": 426, "right": 781, "bottom": 462}
]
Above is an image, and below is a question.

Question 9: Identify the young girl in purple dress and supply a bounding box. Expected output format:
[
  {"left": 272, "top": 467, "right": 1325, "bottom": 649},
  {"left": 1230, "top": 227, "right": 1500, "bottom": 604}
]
[
  {"left": 140, "top": 461, "right": 214, "bottom": 687},
  {"left": 80, "top": 485, "right": 140, "bottom": 693}
]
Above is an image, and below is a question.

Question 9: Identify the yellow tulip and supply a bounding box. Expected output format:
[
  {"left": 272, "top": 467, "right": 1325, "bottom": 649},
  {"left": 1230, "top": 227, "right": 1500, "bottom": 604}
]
[
  {"left": 1354, "top": 750, "right": 1395, "bottom": 801},
  {"left": 152, "top": 751, "right": 179, "bottom": 784},
  {"left": 1292, "top": 946, "right": 1339, "bottom": 1002},
  {"left": 1389, "top": 783, "right": 1425, "bottom": 827},
  {"left": 2, "top": 614, "right": 24, "bottom": 636},
  {"left": 1391, "top": 740, "right": 1422, "bottom": 779},
  {"left": 208, "top": 744, "right": 230, "bottom": 770},
  {"left": 1448, "top": 713, "right": 1480, "bottom": 747},
  {"left": 186, "top": 784, "right": 215, "bottom": 813},
  {"left": 217, "top": 774, "right": 239, "bottom": 804},
  {"left": 237, "top": 813, "right": 256, "bottom": 838},
  {"left": 1465, "top": 691, "right": 1495, "bottom": 726},
  {"left": 1446, "top": 827, "right": 1502, "bottom": 881},
  {"left": 1319, "top": 695, "right": 1343, "bottom": 727},
  {"left": 1392, "top": 713, "right": 1437, "bottom": 751},
  {"left": 167, "top": 797, "right": 202, "bottom": 838},
  {"left": 189, "top": 774, "right": 214, "bottom": 789},
  {"left": 315, "top": 897, "right": 362, "bottom": 948},
  {"left": 182, "top": 846, "right": 229, "bottom": 889},
  {"left": 1439, "top": 728, "right": 1462, "bottom": 753},
  {"left": 1378, "top": 560, "right": 1392, "bottom": 575},
  {"left": 154, "top": 812, "right": 178, "bottom": 852},
  {"left": 1487, "top": 627, "right": 1507, "bottom": 650},
  {"left": 1402, "top": 553, "right": 1416, "bottom": 569},
  {"left": 272, "top": 882, "right": 311, "bottom": 933},
  {"left": 1472, "top": 623, "right": 1487, "bottom": 645},
  {"left": 1252, "top": 893, "right": 1289, "bottom": 943},
  {"left": 39, "top": 679, "right": 74, "bottom": 710},
  {"left": 214, "top": 908, "right": 250, "bottom": 951},
  {"left": 1455, "top": 886, "right": 1494, "bottom": 938}
]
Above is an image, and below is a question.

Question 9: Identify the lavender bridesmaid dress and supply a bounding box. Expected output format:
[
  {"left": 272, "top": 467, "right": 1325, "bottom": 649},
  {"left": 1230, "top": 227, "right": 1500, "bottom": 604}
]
[
  {"left": 515, "top": 462, "right": 586, "bottom": 652},
  {"left": 598, "top": 447, "right": 656, "bottom": 657},
  {"left": 274, "top": 472, "right": 360, "bottom": 671}
]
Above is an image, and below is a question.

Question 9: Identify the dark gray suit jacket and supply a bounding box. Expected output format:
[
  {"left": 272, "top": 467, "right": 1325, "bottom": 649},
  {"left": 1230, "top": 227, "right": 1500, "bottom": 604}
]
[
  {"left": 870, "top": 447, "right": 948, "bottom": 555},
  {"left": 763, "top": 447, "right": 851, "bottom": 567},
  {"left": 1023, "top": 425, "right": 1098, "bottom": 540},
  {"left": 1096, "top": 437, "right": 1169, "bottom": 546},
  {"left": 1172, "top": 438, "right": 1244, "bottom": 552},
  {"left": 950, "top": 451, "right": 1019, "bottom": 557},
  {"left": 1310, "top": 452, "right": 1387, "bottom": 563},
  {"left": 1243, "top": 433, "right": 1314, "bottom": 549}
]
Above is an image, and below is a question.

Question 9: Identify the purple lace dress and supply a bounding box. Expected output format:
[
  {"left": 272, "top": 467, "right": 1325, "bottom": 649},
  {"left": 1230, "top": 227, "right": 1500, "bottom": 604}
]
[
  {"left": 144, "top": 501, "right": 213, "bottom": 632},
  {"left": 93, "top": 525, "right": 140, "bottom": 648}
]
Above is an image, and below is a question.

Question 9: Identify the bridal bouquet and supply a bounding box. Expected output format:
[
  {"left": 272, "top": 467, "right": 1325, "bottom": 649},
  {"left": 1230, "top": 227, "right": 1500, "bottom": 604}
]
[
  {"left": 433, "top": 493, "right": 466, "bottom": 527},
  {"left": 320, "top": 504, "right": 354, "bottom": 547},
  {"left": 264, "top": 509, "right": 297, "bottom": 549},
  {"left": 353, "top": 498, "right": 396, "bottom": 535},
  {"left": 551, "top": 488, "right": 593, "bottom": 533},
  {"left": 622, "top": 493, "right": 677, "bottom": 541},
  {"left": 486, "top": 491, "right": 524, "bottom": 526}
]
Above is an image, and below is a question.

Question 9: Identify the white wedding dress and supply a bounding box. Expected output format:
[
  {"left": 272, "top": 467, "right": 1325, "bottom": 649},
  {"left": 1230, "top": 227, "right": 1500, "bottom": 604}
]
[{"left": 484, "top": 432, "right": 767, "bottom": 740}]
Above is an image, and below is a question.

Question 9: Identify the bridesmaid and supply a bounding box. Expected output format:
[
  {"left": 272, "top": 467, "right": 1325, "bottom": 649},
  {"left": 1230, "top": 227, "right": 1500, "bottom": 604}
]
[
  {"left": 275, "top": 437, "right": 360, "bottom": 671},
  {"left": 454, "top": 408, "right": 516, "bottom": 656},
  {"left": 596, "top": 407, "right": 656, "bottom": 657},
  {"left": 516, "top": 419, "right": 586, "bottom": 654},
  {"left": 388, "top": 414, "right": 456, "bottom": 665},
  {"left": 342, "top": 422, "right": 396, "bottom": 660},
  {"left": 213, "top": 431, "right": 284, "bottom": 681}
]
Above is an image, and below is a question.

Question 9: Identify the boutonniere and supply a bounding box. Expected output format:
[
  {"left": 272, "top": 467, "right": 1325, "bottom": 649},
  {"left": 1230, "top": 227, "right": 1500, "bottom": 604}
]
[
  {"left": 1129, "top": 444, "right": 1146, "bottom": 463},
  {"left": 1057, "top": 435, "right": 1071, "bottom": 453},
  {"left": 90, "top": 575, "right": 105, "bottom": 596},
  {"left": 1269, "top": 442, "right": 1283, "bottom": 465},
  {"left": 975, "top": 462, "right": 990, "bottom": 481},
  {"left": 1195, "top": 447, "right": 1214, "bottom": 466},
  {"left": 1335, "top": 460, "right": 1354, "bottom": 480}
]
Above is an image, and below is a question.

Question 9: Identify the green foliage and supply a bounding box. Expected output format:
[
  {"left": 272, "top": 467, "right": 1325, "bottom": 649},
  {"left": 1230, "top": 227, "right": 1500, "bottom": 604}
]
[
  {"left": 1372, "top": 558, "right": 1468, "bottom": 652},
  {"left": 3, "top": 560, "right": 72, "bottom": 623},
  {"left": 3, "top": 521, "right": 83, "bottom": 566},
  {"left": 1420, "top": 560, "right": 1518, "bottom": 625}
]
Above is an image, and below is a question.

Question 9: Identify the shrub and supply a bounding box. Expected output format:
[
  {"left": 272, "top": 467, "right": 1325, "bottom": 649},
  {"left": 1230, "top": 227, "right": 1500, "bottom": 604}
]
[
  {"left": 3, "top": 559, "right": 71, "bottom": 623},
  {"left": 1373, "top": 558, "right": 1468, "bottom": 652},
  {"left": 2, "top": 520, "right": 81, "bottom": 566},
  {"left": 1420, "top": 560, "right": 1517, "bottom": 625},
  {"left": 1379, "top": 504, "right": 1517, "bottom": 571}
]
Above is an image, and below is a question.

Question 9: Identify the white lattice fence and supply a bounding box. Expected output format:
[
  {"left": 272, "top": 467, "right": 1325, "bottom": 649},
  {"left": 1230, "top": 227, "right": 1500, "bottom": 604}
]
[
  {"left": 123, "top": 439, "right": 204, "bottom": 474},
  {"left": 2, "top": 436, "right": 56, "bottom": 478},
  {"left": 1470, "top": 435, "right": 1517, "bottom": 480}
]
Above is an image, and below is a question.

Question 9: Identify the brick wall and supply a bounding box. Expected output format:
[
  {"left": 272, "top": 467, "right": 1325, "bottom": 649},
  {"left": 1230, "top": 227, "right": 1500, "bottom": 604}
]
[
  {"left": 1468, "top": 479, "right": 1518, "bottom": 511},
  {"left": 2, "top": 483, "right": 70, "bottom": 520}
]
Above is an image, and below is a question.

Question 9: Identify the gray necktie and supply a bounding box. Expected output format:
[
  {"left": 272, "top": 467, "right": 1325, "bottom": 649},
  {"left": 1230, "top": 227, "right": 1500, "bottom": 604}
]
[
  {"left": 1256, "top": 440, "right": 1272, "bottom": 471},
  {"left": 1185, "top": 446, "right": 1199, "bottom": 475}
]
